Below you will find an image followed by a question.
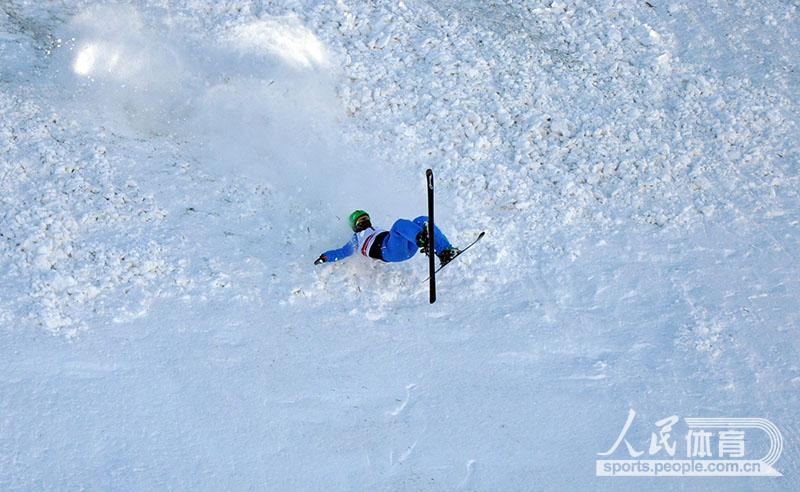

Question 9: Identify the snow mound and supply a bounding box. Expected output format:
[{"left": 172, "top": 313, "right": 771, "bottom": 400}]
[{"left": 226, "top": 14, "right": 332, "bottom": 69}]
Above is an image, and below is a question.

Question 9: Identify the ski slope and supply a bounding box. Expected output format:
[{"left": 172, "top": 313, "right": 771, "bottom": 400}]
[{"left": 1, "top": 1, "right": 799, "bottom": 490}]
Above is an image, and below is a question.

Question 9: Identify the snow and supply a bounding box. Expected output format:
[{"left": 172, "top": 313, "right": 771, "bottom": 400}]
[{"left": 1, "top": 0, "right": 799, "bottom": 490}]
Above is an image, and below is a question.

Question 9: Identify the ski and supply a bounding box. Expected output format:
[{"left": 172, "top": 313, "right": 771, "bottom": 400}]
[
  {"left": 426, "top": 169, "right": 436, "bottom": 304},
  {"left": 424, "top": 231, "right": 485, "bottom": 282}
]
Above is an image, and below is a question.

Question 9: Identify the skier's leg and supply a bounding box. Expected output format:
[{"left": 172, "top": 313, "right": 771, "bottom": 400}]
[
  {"left": 381, "top": 219, "right": 420, "bottom": 262},
  {"left": 412, "top": 216, "right": 452, "bottom": 254},
  {"left": 392, "top": 218, "right": 423, "bottom": 243}
]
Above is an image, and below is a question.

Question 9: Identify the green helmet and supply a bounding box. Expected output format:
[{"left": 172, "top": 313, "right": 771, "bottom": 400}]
[{"left": 348, "top": 209, "right": 369, "bottom": 231}]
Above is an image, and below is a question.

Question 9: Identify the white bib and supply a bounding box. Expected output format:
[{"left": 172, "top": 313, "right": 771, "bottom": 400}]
[{"left": 355, "top": 227, "right": 386, "bottom": 256}]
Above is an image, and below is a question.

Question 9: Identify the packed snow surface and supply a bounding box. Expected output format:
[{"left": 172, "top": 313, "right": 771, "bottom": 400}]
[{"left": 1, "top": 0, "right": 799, "bottom": 490}]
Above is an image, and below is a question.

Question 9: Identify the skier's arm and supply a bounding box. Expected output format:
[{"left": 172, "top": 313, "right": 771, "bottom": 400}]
[{"left": 317, "top": 235, "right": 357, "bottom": 263}]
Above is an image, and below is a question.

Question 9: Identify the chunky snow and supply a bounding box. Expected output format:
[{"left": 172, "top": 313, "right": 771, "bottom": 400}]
[{"left": 1, "top": 0, "right": 799, "bottom": 490}]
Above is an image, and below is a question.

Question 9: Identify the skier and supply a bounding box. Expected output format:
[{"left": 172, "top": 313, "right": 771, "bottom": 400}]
[{"left": 314, "top": 210, "right": 460, "bottom": 266}]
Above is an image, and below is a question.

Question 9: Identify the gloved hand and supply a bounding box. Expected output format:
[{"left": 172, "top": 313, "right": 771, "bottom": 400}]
[
  {"left": 416, "top": 225, "right": 432, "bottom": 256},
  {"left": 416, "top": 225, "right": 431, "bottom": 256},
  {"left": 314, "top": 254, "right": 327, "bottom": 265},
  {"left": 415, "top": 224, "right": 429, "bottom": 248}
]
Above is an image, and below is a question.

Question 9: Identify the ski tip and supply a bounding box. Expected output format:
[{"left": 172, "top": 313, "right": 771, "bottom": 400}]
[
  {"left": 478, "top": 231, "right": 486, "bottom": 238},
  {"left": 426, "top": 168, "right": 433, "bottom": 176}
]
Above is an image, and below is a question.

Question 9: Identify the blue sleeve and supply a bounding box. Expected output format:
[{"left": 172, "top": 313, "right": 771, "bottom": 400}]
[{"left": 322, "top": 235, "right": 357, "bottom": 262}]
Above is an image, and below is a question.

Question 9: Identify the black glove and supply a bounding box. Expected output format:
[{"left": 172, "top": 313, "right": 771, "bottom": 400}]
[
  {"left": 415, "top": 224, "right": 428, "bottom": 248},
  {"left": 416, "top": 225, "right": 430, "bottom": 255},
  {"left": 314, "top": 254, "right": 327, "bottom": 265}
]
